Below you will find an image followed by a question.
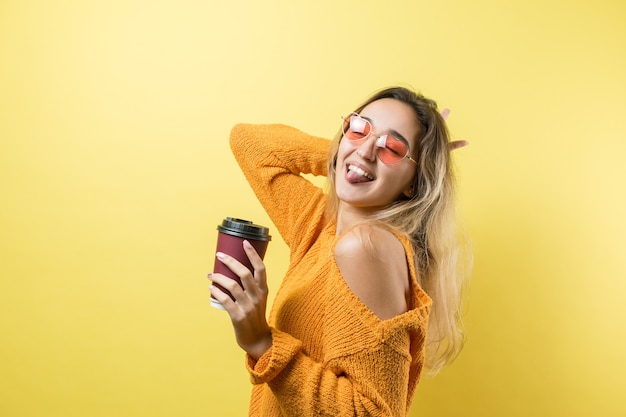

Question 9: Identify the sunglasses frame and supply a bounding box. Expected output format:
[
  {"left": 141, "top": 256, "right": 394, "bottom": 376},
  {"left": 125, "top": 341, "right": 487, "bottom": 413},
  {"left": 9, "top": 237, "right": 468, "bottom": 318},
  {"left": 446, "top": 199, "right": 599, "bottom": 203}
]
[{"left": 341, "top": 112, "right": 417, "bottom": 165}]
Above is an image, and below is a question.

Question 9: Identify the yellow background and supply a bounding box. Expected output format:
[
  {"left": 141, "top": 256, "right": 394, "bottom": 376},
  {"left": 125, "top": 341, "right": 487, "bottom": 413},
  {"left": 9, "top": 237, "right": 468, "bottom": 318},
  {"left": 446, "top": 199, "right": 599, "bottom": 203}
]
[{"left": 1, "top": 0, "right": 625, "bottom": 416}]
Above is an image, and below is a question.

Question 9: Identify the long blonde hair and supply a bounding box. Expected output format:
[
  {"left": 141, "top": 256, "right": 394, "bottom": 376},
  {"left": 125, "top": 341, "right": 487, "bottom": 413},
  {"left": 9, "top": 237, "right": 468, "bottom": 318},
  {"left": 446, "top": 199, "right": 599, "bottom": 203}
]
[{"left": 326, "top": 86, "right": 471, "bottom": 374}]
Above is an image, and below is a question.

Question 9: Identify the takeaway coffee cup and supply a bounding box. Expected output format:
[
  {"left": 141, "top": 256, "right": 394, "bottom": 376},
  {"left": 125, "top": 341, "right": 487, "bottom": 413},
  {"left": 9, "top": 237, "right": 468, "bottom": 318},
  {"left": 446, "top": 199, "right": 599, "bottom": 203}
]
[{"left": 211, "top": 217, "right": 271, "bottom": 310}]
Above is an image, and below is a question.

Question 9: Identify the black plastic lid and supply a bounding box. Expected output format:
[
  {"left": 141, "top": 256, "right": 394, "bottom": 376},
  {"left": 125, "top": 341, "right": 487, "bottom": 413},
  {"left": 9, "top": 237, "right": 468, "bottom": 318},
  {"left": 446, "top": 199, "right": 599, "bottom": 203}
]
[{"left": 217, "top": 217, "right": 271, "bottom": 241}]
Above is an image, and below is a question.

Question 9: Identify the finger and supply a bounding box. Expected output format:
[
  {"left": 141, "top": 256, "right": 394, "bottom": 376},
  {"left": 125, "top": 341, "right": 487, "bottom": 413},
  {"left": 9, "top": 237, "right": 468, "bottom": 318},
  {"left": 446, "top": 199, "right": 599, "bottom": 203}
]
[
  {"left": 209, "top": 272, "right": 261, "bottom": 320},
  {"left": 209, "top": 272, "right": 246, "bottom": 301},
  {"left": 209, "top": 282, "right": 239, "bottom": 312},
  {"left": 215, "top": 251, "right": 261, "bottom": 302},
  {"left": 242, "top": 241, "right": 268, "bottom": 294},
  {"left": 215, "top": 252, "right": 253, "bottom": 285},
  {"left": 449, "top": 140, "right": 469, "bottom": 150},
  {"left": 441, "top": 108, "right": 451, "bottom": 121}
]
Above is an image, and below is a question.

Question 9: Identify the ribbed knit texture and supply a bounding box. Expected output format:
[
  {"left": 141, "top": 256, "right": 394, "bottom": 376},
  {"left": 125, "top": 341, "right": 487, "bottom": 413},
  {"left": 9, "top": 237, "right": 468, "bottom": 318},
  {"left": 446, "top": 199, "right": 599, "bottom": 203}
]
[{"left": 230, "top": 124, "right": 432, "bottom": 417}]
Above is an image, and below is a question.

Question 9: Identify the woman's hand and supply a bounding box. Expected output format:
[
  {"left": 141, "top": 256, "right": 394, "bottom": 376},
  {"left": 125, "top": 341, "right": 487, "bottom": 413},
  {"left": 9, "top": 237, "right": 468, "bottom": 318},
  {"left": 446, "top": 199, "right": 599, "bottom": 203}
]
[
  {"left": 441, "top": 108, "right": 469, "bottom": 150},
  {"left": 209, "top": 240, "right": 272, "bottom": 360}
]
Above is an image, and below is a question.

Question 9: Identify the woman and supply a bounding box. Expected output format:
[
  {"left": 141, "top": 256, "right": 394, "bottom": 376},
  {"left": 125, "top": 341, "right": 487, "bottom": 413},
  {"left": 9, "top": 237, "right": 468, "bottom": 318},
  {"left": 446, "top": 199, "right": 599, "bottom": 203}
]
[{"left": 209, "top": 86, "right": 470, "bottom": 416}]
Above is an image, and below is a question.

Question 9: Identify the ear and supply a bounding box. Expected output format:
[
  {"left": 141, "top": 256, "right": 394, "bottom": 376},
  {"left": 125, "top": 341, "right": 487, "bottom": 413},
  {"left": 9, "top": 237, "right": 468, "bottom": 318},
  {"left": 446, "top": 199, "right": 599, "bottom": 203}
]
[{"left": 402, "top": 183, "right": 415, "bottom": 199}]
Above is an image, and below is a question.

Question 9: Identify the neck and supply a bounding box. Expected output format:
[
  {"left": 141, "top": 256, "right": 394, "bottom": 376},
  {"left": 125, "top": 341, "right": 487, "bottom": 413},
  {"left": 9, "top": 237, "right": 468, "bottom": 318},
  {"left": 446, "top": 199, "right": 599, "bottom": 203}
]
[{"left": 335, "top": 203, "right": 379, "bottom": 235}]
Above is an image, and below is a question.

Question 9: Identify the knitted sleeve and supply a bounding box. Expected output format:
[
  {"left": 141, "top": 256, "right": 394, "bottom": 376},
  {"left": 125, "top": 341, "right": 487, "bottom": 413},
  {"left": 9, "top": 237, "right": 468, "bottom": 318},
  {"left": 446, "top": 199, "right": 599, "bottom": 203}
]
[
  {"left": 245, "top": 319, "right": 425, "bottom": 416},
  {"left": 229, "top": 123, "right": 330, "bottom": 248}
]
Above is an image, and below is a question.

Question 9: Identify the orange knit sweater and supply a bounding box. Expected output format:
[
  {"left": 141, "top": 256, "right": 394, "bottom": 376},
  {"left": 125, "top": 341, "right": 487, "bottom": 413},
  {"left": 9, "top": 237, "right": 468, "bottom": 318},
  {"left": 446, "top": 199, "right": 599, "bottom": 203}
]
[{"left": 230, "top": 123, "right": 432, "bottom": 417}]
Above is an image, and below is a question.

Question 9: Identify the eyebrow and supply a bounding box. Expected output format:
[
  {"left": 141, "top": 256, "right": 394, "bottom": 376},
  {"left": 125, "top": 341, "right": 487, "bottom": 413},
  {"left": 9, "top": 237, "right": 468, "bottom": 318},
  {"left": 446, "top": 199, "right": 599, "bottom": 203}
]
[
  {"left": 389, "top": 129, "right": 410, "bottom": 145},
  {"left": 360, "top": 116, "right": 410, "bottom": 145}
]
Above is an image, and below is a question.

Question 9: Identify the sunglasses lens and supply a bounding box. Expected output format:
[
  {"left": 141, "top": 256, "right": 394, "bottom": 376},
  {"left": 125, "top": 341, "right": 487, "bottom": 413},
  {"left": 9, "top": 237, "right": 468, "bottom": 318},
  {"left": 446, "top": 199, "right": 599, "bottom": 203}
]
[
  {"left": 343, "top": 114, "right": 371, "bottom": 142},
  {"left": 378, "top": 135, "right": 408, "bottom": 163},
  {"left": 341, "top": 113, "right": 412, "bottom": 164}
]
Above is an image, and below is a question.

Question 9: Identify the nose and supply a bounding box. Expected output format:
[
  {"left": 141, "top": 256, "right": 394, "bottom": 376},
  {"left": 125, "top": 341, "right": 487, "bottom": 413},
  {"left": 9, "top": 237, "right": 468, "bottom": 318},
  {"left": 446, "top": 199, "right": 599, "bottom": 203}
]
[{"left": 356, "top": 135, "right": 379, "bottom": 162}]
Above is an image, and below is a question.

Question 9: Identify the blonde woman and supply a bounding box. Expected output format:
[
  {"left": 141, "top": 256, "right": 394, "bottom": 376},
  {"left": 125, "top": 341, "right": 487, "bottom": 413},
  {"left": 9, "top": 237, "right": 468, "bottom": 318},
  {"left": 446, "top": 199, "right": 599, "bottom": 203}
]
[{"left": 209, "top": 86, "right": 471, "bottom": 416}]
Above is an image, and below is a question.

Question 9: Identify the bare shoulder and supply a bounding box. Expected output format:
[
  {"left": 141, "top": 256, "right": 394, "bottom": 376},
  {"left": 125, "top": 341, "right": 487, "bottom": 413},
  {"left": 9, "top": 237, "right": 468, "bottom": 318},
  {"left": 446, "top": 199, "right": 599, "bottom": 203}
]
[{"left": 334, "top": 224, "right": 410, "bottom": 320}]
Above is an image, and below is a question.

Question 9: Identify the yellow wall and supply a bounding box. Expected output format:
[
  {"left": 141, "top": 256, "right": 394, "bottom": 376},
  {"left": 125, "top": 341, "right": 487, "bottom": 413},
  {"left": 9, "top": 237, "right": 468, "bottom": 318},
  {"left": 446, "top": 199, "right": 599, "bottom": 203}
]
[{"left": 1, "top": 0, "right": 624, "bottom": 416}]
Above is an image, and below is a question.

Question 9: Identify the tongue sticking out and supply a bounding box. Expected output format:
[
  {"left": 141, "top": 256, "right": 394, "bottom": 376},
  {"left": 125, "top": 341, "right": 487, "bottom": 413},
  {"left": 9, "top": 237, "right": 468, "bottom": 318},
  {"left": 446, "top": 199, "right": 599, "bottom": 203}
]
[{"left": 346, "top": 165, "right": 374, "bottom": 183}]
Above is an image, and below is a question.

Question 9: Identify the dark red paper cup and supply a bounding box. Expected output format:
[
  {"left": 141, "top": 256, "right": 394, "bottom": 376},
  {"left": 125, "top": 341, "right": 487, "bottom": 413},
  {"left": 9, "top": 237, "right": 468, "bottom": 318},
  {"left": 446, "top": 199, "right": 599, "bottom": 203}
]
[{"left": 211, "top": 217, "right": 271, "bottom": 310}]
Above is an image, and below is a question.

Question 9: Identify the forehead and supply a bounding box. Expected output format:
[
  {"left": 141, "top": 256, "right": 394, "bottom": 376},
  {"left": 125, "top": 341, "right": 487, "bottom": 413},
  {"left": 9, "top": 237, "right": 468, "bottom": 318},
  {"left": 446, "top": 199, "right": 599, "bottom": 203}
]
[{"left": 360, "top": 98, "right": 421, "bottom": 143}]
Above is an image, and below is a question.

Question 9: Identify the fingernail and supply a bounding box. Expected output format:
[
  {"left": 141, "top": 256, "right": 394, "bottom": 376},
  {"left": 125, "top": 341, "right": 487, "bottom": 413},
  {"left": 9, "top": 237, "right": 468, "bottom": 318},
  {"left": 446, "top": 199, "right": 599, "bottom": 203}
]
[
  {"left": 216, "top": 252, "right": 225, "bottom": 259},
  {"left": 207, "top": 273, "right": 213, "bottom": 279},
  {"left": 243, "top": 240, "right": 253, "bottom": 249}
]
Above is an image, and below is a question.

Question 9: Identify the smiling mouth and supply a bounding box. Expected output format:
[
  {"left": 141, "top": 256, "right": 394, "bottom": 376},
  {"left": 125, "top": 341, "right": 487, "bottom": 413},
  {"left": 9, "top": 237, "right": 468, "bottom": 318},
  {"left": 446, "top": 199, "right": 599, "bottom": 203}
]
[{"left": 347, "top": 164, "right": 374, "bottom": 182}]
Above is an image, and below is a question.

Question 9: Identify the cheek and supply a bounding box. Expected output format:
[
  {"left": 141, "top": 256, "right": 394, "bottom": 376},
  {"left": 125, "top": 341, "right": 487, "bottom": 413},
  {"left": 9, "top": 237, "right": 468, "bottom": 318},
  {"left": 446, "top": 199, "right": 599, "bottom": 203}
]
[
  {"left": 336, "top": 140, "right": 354, "bottom": 165},
  {"left": 387, "top": 168, "right": 416, "bottom": 193},
  {"left": 337, "top": 139, "right": 352, "bottom": 156}
]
